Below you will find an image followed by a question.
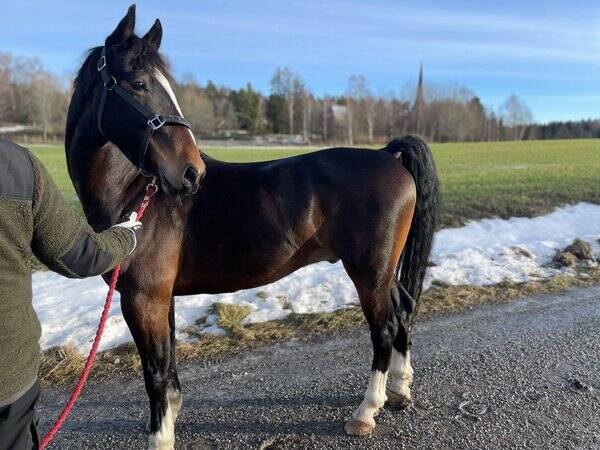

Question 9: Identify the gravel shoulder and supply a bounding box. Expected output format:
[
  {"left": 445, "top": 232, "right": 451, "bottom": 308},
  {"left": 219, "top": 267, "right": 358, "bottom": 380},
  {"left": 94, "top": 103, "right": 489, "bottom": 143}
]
[{"left": 40, "top": 286, "right": 600, "bottom": 449}]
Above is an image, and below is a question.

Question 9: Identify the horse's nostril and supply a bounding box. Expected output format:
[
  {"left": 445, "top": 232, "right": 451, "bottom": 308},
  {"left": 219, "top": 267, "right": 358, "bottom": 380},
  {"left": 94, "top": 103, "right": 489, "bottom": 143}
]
[{"left": 182, "top": 166, "right": 199, "bottom": 189}]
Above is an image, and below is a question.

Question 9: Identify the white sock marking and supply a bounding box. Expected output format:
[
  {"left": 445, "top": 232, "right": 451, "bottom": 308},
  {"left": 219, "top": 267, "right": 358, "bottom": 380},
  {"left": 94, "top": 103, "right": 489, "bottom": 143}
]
[
  {"left": 352, "top": 370, "right": 388, "bottom": 426},
  {"left": 147, "top": 404, "right": 175, "bottom": 450},
  {"left": 147, "top": 388, "right": 181, "bottom": 450},
  {"left": 389, "top": 349, "right": 413, "bottom": 399}
]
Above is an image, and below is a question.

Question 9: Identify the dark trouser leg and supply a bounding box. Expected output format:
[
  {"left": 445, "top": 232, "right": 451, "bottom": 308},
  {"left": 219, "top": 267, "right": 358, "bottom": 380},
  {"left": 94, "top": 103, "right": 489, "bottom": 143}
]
[{"left": 0, "top": 381, "right": 40, "bottom": 450}]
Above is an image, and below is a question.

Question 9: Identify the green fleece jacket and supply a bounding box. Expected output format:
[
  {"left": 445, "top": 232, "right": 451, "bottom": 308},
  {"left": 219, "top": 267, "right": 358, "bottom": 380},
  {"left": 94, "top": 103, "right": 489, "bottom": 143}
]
[{"left": 0, "top": 138, "right": 135, "bottom": 403}]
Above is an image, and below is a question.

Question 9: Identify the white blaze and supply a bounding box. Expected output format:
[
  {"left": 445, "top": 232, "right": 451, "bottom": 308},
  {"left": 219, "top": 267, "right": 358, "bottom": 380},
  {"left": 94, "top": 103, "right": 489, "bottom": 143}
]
[
  {"left": 153, "top": 69, "right": 197, "bottom": 143},
  {"left": 153, "top": 69, "right": 183, "bottom": 115}
]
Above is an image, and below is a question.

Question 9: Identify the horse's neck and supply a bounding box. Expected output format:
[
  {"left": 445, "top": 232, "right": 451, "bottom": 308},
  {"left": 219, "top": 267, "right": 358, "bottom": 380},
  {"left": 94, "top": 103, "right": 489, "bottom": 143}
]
[
  {"left": 67, "top": 133, "right": 144, "bottom": 231},
  {"left": 65, "top": 68, "right": 150, "bottom": 231}
]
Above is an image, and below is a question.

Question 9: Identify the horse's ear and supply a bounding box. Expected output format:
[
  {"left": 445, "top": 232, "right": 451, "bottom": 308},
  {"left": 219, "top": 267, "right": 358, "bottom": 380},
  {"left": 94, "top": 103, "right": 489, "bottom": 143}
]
[
  {"left": 142, "top": 19, "right": 162, "bottom": 50},
  {"left": 106, "top": 4, "right": 136, "bottom": 47}
]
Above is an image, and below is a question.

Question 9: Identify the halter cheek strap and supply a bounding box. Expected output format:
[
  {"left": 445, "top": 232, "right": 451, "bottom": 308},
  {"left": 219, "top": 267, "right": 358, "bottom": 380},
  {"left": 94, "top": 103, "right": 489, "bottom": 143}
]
[{"left": 96, "top": 47, "right": 192, "bottom": 173}]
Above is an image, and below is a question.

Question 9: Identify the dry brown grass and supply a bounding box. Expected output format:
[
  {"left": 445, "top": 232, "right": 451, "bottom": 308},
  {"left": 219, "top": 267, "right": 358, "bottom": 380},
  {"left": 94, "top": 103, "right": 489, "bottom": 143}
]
[
  {"left": 40, "top": 342, "right": 142, "bottom": 385},
  {"left": 211, "top": 302, "right": 254, "bottom": 333},
  {"left": 419, "top": 268, "right": 600, "bottom": 315},
  {"left": 40, "top": 268, "right": 600, "bottom": 386}
]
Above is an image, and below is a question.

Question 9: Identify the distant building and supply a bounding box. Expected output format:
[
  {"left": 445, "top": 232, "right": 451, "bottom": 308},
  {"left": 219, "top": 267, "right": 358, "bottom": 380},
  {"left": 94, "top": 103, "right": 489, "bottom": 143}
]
[{"left": 330, "top": 104, "right": 348, "bottom": 124}]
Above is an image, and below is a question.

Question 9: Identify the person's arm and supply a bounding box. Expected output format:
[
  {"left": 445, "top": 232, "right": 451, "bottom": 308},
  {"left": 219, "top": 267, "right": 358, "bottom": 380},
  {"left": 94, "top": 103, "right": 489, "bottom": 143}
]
[{"left": 29, "top": 154, "right": 140, "bottom": 278}]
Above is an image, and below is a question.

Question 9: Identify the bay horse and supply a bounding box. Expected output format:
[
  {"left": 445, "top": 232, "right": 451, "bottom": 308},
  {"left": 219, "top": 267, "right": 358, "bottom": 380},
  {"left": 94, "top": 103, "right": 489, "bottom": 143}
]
[{"left": 65, "top": 6, "right": 439, "bottom": 449}]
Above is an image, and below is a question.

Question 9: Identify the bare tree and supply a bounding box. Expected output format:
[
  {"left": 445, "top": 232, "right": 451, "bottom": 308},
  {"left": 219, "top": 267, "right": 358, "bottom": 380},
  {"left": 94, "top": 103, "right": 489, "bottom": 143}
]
[
  {"left": 321, "top": 96, "right": 330, "bottom": 141},
  {"left": 0, "top": 53, "right": 13, "bottom": 121},
  {"left": 499, "top": 94, "right": 533, "bottom": 140},
  {"left": 270, "top": 67, "right": 303, "bottom": 135},
  {"left": 292, "top": 75, "right": 305, "bottom": 138},
  {"left": 346, "top": 75, "right": 375, "bottom": 144},
  {"left": 254, "top": 96, "right": 264, "bottom": 135},
  {"left": 270, "top": 67, "right": 292, "bottom": 133},
  {"left": 176, "top": 79, "right": 216, "bottom": 134},
  {"left": 345, "top": 96, "right": 353, "bottom": 145},
  {"left": 302, "top": 92, "right": 313, "bottom": 144},
  {"left": 25, "top": 71, "right": 69, "bottom": 140},
  {"left": 365, "top": 95, "right": 376, "bottom": 144}
]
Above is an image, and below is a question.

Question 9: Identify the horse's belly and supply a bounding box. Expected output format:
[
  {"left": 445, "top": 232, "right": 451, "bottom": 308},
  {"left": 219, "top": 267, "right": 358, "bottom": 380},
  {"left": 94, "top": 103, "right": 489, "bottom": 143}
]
[{"left": 172, "top": 243, "right": 337, "bottom": 296}]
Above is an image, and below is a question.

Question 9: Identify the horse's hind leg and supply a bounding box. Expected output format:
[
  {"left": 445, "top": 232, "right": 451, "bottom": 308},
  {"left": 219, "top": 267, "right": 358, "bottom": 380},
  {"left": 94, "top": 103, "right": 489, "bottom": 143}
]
[
  {"left": 121, "top": 289, "right": 177, "bottom": 450},
  {"left": 387, "top": 283, "right": 414, "bottom": 408},
  {"left": 343, "top": 266, "right": 396, "bottom": 436}
]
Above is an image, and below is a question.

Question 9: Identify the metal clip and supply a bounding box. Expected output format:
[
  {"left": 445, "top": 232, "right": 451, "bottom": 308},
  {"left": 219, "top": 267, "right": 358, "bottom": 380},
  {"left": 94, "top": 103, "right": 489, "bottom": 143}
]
[
  {"left": 97, "top": 55, "right": 106, "bottom": 72},
  {"left": 146, "top": 177, "right": 159, "bottom": 195},
  {"left": 148, "top": 115, "right": 166, "bottom": 130}
]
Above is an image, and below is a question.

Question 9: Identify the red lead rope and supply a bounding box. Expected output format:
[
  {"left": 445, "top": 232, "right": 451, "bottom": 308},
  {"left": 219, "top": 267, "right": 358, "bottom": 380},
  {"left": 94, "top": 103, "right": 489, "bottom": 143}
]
[{"left": 40, "top": 182, "right": 158, "bottom": 449}]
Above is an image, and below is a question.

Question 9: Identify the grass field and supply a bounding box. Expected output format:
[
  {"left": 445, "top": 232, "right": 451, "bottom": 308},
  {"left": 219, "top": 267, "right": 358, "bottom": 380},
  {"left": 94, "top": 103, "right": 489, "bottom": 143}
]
[{"left": 29, "top": 139, "right": 600, "bottom": 228}]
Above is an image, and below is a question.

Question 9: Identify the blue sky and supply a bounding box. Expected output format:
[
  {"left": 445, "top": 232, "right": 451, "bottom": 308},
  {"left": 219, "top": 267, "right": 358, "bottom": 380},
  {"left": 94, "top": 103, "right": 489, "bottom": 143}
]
[{"left": 1, "top": 0, "right": 599, "bottom": 123}]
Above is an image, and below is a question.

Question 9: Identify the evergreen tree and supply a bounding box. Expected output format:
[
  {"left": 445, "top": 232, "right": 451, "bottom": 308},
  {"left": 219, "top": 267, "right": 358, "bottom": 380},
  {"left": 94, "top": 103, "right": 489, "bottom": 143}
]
[{"left": 230, "top": 83, "right": 262, "bottom": 134}]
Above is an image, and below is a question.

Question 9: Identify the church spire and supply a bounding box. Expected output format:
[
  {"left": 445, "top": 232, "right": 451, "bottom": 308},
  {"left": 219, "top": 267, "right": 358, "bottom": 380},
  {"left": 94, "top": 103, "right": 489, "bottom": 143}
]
[
  {"left": 413, "top": 62, "right": 425, "bottom": 134},
  {"left": 414, "top": 62, "right": 425, "bottom": 111}
]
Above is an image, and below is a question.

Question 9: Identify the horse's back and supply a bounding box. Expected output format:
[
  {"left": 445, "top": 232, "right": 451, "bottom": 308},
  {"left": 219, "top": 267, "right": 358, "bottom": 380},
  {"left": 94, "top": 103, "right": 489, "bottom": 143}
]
[
  {"left": 300, "top": 147, "right": 416, "bottom": 216},
  {"left": 204, "top": 147, "right": 414, "bottom": 196},
  {"left": 199, "top": 146, "right": 415, "bottom": 230}
]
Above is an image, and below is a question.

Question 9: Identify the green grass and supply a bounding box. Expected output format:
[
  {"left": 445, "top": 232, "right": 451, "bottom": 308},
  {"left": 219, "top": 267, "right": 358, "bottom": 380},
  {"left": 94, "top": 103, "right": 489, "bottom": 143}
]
[
  {"left": 432, "top": 139, "right": 600, "bottom": 226},
  {"left": 29, "top": 139, "right": 600, "bottom": 228},
  {"left": 29, "top": 144, "right": 80, "bottom": 211}
]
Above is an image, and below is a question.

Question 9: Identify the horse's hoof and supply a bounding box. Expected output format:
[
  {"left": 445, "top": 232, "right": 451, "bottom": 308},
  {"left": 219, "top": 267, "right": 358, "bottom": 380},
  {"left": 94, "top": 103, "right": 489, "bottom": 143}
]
[
  {"left": 386, "top": 389, "right": 412, "bottom": 409},
  {"left": 147, "top": 435, "right": 175, "bottom": 450},
  {"left": 344, "top": 418, "right": 375, "bottom": 436}
]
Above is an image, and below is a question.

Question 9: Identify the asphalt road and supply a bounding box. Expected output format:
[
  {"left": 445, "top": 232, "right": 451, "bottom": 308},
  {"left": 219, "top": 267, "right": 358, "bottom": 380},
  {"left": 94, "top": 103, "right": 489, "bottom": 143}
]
[{"left": 39, "top": 286, "right": 600, "bottom": 449}]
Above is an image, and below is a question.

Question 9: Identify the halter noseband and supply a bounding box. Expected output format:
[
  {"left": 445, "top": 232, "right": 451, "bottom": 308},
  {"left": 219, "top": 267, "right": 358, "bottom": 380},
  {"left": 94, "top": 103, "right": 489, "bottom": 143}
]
[{"left": 96, "top": 46, "right": 192, "bottom": 173}]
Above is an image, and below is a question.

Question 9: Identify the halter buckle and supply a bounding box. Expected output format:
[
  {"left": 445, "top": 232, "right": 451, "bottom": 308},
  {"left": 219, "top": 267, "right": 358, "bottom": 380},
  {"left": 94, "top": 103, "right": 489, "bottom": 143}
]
[
  {"left": 148, "top": 115, "right": 165, "bottom": 130},
  {"left": 97, "top": 55, "right": 106, "bottom": 72}
]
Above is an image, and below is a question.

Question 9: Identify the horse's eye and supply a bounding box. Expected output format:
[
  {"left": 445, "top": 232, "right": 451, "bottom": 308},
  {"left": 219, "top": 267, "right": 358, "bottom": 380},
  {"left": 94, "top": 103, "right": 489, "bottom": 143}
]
[{"left": 131, "top": 80, "right": 146, "bottom": 91}]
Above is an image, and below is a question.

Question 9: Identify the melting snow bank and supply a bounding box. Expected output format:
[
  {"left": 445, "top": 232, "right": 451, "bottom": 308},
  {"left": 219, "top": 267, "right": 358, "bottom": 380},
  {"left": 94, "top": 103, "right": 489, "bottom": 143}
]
[
  {"left": 33, "top": 202, "right": 600, "bottom": 352},
  {"left": 427, "top": 203, "right": 600, "bottom": 286}
]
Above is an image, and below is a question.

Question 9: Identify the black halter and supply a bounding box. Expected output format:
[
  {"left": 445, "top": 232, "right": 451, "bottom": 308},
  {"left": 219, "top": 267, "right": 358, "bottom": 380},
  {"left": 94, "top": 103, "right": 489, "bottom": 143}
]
[{"left": 96, "top": 47, "right": 192, "bottom": 173}]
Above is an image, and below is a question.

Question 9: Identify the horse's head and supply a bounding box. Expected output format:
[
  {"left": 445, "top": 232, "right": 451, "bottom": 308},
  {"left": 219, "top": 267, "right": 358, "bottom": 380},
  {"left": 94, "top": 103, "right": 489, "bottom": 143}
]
[{"left": 92, "top": 5, "right": 205, "bottom": 195}]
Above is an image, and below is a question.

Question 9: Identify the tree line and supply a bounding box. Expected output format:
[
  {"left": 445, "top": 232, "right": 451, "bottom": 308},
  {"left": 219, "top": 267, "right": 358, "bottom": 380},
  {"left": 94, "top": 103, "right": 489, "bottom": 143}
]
[
  {"left": 0, "top": 53, "right": 69, "bottom": 141},
  {"left": 1, "top": 52, "right": 598, "bottom": 144}
]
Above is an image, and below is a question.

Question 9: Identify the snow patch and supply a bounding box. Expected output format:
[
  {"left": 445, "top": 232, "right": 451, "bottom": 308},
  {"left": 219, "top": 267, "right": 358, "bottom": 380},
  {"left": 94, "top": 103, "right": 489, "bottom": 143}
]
[{"left": 427, "top": 203, "right": 600, "bottom": 286}]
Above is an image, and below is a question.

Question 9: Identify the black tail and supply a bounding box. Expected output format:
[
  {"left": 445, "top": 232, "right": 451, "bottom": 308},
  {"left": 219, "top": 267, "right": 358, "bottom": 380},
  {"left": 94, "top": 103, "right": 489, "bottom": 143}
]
[{"left": 385, "top": 135, "right": 440, "bottom": 316}]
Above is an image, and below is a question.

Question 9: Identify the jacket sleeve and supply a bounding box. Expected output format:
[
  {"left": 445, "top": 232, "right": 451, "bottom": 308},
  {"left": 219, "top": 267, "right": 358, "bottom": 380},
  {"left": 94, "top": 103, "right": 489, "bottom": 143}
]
[{"left": 29, "top": 154, "right": 135, "bottom": 278}]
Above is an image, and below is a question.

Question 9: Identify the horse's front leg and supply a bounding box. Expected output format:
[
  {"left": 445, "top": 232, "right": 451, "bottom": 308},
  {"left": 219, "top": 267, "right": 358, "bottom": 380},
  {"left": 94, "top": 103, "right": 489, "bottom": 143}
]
[
  {"left": 166, "top": 295, "right": 182, "bottom": 418},
  {"left": 121, "top": 288, "right": 179, "bottom": 450}
]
